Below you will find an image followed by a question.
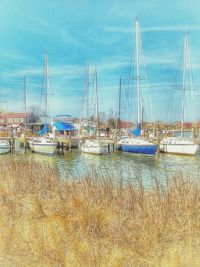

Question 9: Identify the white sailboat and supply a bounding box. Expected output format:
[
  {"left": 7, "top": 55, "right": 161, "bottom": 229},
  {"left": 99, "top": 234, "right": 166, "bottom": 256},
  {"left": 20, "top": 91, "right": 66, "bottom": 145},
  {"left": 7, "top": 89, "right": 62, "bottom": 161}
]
[
  {"left": 81, "top": 139, "right": 107, "bottom": 155},
  {"left": 160, "top": 33, "right": 198, "bottom": 155},
  {"left": 160, "top": 33, "right": 197, "bottom": 155},
  {"left": 29, "top": 137, "right": 57, "bottom": 154},
  {"left": 117, "top": 18, "right": 157, "bottom": 156},
  {"left": 80, "top": 66, "right": 107, "bottom": 155},
  {"left": 29, "top": 51, "right": 57, "bottom": 155}
]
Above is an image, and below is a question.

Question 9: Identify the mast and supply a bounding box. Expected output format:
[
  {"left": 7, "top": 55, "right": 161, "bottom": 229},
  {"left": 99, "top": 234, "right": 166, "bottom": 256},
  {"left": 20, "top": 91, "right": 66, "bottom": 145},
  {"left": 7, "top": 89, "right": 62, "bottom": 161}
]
[
  {"left": 94, "top": 67, "right": 100, "bottom": 139},
  {"left": 136, "top": 18, "right": 141, "bottom": 125},
  {"left": 181, "top": 33, "right": 188, "bottom": 138},
  {"left": 24, "top": 77, "right": 27, "bottom": 128},
  {"left": 86, "top": 63, "right": 90, "bottom": 124},
  {"left": 45, "top": 50, "right": 48, "bottom": 124},
  {"left": 80, "top": 63, "right": 89, "bottom": 128},
  {"left": 118, "top": 77, "right": 122, "bottom": 130}
]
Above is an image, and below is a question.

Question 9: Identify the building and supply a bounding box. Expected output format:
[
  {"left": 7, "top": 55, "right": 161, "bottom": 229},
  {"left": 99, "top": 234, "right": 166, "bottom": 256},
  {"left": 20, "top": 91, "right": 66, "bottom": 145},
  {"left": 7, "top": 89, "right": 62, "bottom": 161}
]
[{"left": 0, "top": 112, "right": 39, "bottom": 126}]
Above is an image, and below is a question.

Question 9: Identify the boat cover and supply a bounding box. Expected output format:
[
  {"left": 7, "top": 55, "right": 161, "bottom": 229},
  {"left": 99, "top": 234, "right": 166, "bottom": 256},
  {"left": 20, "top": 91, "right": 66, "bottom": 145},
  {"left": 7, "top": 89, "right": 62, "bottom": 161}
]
[
  {"left": 38, "top": 123, "right": 49, "bottom": 135},
  {"left": 54, "top": 122, "right": 76, "bottom": 131},
  {"left": 130, "top": 123, "right": 141, "bottom": 136}
]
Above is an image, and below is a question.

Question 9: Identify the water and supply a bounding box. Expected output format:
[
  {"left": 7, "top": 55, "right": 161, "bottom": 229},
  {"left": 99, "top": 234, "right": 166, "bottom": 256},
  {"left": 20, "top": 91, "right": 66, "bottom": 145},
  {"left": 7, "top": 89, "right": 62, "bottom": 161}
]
[{"left": 5, "top": 149, "right": 200, "bottom": 187}]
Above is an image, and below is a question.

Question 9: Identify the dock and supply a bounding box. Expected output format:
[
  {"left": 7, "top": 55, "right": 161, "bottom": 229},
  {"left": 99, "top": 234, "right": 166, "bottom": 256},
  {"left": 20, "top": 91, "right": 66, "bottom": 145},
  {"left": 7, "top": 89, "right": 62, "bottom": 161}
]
[{"left": 0, "top": 135, "right": 119, "bottom": 155}]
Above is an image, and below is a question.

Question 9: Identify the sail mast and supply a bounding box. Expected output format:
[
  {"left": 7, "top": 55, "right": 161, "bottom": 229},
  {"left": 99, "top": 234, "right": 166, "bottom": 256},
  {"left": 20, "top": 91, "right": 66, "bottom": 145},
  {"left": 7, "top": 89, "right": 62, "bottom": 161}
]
[
  {"left": 45, "top": 50, "right": 48, "bottom": 124},
  {"left": 24, "top": 77, "right": 27, "bottom": 128},
  {"left": 136, "top": 18, "right": 141, "bottom": 125},
  {"left": 86, "top": 63, "right": 90, "bottom": 122},
  {"left": 118, "top": 77, "right": 122, "bottom": 130},
  {"left": 95, "top": 67, "right": 100, "bottom": 139},
  {"left": 181, "top": 33, "right": 188, "bottom": 138}
]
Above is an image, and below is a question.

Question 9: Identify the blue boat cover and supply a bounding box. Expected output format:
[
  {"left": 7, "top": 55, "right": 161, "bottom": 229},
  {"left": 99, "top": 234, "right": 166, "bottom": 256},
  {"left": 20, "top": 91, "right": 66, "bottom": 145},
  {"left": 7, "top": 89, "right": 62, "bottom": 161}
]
[
  {"left": 38, "top": 123, "right": 49, "bottom": 135},
  {"left": 118, "top": 143, "right": 157, "bottom": 155},
  {"left": 54, "top": 121, "right": 76, "bottom": 131},
  {"left": 130, "top": 123, "right": 141, "bottom": 136}
]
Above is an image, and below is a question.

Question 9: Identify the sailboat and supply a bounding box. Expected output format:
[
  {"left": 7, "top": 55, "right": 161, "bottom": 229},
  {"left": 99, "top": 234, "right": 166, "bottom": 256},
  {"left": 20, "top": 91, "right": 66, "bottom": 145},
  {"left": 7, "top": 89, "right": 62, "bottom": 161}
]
[
  {"left": 80, "top": 66, "right": 107, "bottom": 155},
  {"left": 160, "top": 33, "right": 198, "bottom": 155},
  {"left": 117, "top": 18, "right": 157, "bottom": 156},
  {"left": 29, "top": 51, "right": 57, "bottom": 155}
]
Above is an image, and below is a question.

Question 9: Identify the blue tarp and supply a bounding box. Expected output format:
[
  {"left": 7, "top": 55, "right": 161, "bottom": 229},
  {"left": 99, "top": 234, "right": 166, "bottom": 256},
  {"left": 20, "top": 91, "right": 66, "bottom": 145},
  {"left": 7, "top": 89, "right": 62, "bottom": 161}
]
[
  {"left": 54, "top": 122, "right": 76, "bottom": 131},
  {"left": 130, "top": 123, "right": 141, "bottom": 137},
  {"left": 38, "top": 123, "right": 49, "bottom": 135}
]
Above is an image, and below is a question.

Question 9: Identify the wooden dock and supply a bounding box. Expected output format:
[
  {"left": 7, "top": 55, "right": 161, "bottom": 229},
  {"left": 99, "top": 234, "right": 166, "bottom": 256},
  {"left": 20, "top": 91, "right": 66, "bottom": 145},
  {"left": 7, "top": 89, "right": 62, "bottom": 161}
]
[{"left": 0, "top": 136, "right": 118, "bottom": 154}]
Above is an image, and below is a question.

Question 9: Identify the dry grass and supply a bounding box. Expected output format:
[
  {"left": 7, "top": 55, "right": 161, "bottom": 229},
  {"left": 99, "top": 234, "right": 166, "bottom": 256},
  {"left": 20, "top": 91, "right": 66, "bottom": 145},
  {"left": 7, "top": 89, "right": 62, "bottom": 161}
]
[{"left": 0, "top": 157, "right": 199, "bottom": 266}]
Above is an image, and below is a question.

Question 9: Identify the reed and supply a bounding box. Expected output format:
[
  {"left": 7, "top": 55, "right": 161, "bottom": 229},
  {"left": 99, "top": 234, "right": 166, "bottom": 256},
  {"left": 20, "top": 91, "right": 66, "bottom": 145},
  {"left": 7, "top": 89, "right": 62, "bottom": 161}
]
[{"left": 0, "top": 157, "right": 199, "bottom": 266}]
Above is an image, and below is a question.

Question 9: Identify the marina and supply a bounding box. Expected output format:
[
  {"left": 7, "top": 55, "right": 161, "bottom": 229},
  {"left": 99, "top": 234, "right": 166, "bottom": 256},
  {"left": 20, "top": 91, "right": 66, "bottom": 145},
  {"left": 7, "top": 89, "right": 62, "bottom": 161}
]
[{"left": 0, "top": 0, "right": 200, "bottom": 265}]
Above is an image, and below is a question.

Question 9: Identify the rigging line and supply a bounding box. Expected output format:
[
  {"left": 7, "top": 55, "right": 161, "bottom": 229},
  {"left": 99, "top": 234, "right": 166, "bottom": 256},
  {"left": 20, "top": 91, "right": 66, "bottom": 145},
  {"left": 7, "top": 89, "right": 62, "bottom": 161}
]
[
  {"left": 47, "top": 61, "right": 55, "bottom": 120},
  {"left": 39, "top": 54, "right": 46, "bottom": 116},
  {"left": 187, "top": 43, "right": 196, "bottom": 120},
  {"left": 166, "top": 43, "right": 183, "bottom": 122},
  {"left": 140, "top": 34, "right": 152, "bottom": 122},
  {"left": 134, "top": 19, "right": 151, "bottom": 123},
  {"left": 91, "top": 66, "right": 96, "bottom": 125},
  {"left": 80, "top": 63, "right": 89, "bottom": 122},
  {"left": 120, "top": 78, "right": 126, "bottom": 121},
  {"left": 127, "top": 23, "right": 136, "bottom": 121}
]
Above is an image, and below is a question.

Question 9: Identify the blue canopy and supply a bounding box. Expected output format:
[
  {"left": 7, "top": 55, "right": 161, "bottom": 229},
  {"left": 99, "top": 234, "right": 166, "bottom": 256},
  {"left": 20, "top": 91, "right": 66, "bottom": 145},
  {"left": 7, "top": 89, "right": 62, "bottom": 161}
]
[
  {"left": 130, "top": 123, "right": 141, "bottom": 137},
  {"left": 38, "top": 123, "right": 49, "bottom": 135},
  {"left": 54, "top": 122, "right": 76, "bottom": 131}
]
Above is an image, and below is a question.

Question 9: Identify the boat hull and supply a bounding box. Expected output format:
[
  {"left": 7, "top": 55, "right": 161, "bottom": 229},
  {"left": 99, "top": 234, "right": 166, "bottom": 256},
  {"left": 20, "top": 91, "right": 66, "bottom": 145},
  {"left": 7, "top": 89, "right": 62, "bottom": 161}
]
[
  {"left": 118, "top": 144, "right": 157, "bottom": 156},
  {"left": 196, "top": 145, "right": 200, "bottom": 153},
  {"left": 160, "top": 138, "right": 197, "bottom": 155},
  {"left": 80, "top": 140, "right": 107, "bottom": 155},
  {"left": 160, "top": 144, "right": 197, "bottom": 155},
  {"left": 0, "top": 143, "right": 10, "bottom": 154},
  {"left": 81, "top": 146, "right": 106, "bottom": 155},
  {"left": 29, "top": 142, "right": 57, "bottom": 155}
]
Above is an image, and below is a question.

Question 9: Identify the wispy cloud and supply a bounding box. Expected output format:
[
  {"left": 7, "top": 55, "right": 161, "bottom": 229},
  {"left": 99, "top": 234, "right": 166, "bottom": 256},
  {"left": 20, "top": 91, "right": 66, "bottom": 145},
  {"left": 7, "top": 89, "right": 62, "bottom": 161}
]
[
  {"left": 20, "top": 16, "right": 86, "bottom": 49},
  {"left": 1, "top": 64, "right": 84, "bottom": 80},
  {"left": 104, "top": 25, "right": 200, "bottom": 33},
  {"left": 0, "top": 51, "right": 35, "bottom": 63}
]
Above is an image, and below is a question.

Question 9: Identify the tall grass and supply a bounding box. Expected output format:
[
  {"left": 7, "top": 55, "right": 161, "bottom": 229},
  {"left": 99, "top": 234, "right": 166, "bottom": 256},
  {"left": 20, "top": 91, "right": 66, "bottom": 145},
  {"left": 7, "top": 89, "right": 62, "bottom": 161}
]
[{"left": 0, "top": 157, "right": 199, "bottom": 266}]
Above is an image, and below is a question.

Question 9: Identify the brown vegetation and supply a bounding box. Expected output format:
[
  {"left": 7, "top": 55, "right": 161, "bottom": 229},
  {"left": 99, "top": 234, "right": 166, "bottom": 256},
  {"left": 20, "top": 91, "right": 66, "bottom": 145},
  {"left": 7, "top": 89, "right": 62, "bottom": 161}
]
[{"left": 0, "top": 157, "right": 199, "bottom": 266}]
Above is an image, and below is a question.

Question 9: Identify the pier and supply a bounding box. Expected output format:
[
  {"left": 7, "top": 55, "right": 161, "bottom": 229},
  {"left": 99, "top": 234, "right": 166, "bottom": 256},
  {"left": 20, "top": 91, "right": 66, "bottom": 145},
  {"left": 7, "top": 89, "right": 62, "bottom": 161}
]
[{"left": 1, "top": 135, "right": 118, "bottom": 155}]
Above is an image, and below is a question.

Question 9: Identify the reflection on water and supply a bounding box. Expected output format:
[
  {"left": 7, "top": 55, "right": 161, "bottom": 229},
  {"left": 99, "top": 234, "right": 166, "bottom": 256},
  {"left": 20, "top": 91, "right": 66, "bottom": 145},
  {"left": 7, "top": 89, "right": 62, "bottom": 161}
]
[{"left": 2, "top": 150, "right": 200, "bottom": 187}]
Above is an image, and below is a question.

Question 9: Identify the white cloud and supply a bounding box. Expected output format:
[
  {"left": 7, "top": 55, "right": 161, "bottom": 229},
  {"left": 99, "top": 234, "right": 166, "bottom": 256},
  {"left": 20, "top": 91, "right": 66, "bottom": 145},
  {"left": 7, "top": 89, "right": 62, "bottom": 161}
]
[{"left": 103, "top": 25, "right": 200, "bottom": 33}]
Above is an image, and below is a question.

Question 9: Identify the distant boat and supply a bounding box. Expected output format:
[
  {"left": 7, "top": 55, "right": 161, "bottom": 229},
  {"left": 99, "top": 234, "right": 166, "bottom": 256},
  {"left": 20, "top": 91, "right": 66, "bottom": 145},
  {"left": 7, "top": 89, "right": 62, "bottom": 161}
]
[
  {"left": 0, "top": 140, "right": 10, "bottom": 154},
  {"left": 160, "top": 33, "right": 198, "bottom": 155},
  {"left": 117, "top": 18, "right": 157, "bottom": 156},
  {"left": 80, "top": 65, "right": 107, "bottom": 155},
  {"left": 29, "top": 137, "right": 57, "bottom": 155},
  {"left": 81, "top": 139, "right": 107, "bottom": 155},
  {"left": 29, "top": 51, "right": 57, "bottom": 155}
]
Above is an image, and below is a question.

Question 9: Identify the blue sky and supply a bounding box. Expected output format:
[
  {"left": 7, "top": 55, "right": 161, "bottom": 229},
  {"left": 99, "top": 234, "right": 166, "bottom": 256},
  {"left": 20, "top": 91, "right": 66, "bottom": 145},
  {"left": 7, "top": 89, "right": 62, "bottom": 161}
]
[{"left": 0, "top": 0, "right": 200, "bottom": 121}]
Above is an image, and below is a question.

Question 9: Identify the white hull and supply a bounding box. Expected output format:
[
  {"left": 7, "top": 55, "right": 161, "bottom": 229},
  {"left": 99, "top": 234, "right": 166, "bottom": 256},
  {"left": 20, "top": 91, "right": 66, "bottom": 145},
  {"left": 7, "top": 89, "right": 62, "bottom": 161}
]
[
  {"left": 81, "top": 140, "right": 107, "bottom": 155},
  {"left": 0, "top": 141, "right": 10, "bottom": 154},
  {"left": 160, "top": 138, "right": 197, "bottom": 155},
  {"left": 196, "top": 144, "right": 200, "bottom": 153},
  {"left": 29, "top": 138, "right": 57, "bottom": 155}
]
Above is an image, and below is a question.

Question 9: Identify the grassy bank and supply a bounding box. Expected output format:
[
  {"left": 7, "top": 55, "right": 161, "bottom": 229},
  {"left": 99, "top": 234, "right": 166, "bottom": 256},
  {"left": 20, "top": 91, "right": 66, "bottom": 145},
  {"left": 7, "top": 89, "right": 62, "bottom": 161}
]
[{"left": 0, "top": 157, "right": 199, "bottom": 266}]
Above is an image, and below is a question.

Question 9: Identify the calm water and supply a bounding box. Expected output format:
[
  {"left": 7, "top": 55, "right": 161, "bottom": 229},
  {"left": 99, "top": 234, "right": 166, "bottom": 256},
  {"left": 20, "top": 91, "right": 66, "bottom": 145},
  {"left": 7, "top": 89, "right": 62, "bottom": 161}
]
[{"left": 5, "top": 149, "right": 200, "bottom": 187}]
